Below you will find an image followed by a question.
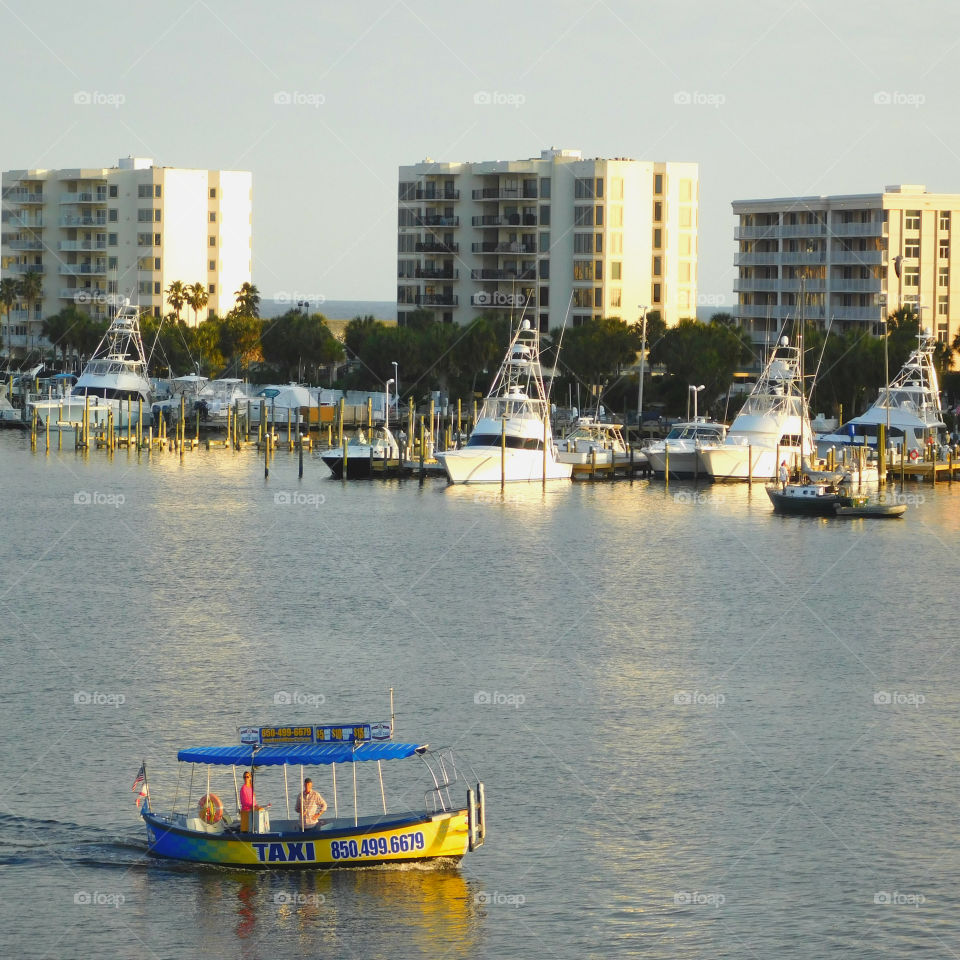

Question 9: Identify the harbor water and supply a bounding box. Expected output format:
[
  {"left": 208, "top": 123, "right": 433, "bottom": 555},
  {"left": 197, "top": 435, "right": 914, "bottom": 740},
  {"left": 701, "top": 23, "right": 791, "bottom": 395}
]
[{"left": 1, "top": 432, "right": 959, "bottom": 959}]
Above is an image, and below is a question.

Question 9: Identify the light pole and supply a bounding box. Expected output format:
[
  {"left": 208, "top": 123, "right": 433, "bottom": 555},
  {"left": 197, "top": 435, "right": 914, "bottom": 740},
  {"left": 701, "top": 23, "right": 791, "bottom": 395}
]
[
  {"left": 392, "top": 361, "right": 399, "bottom": 404},
  {"left": 636, "top": 305, "right": 649, "bottom": 434},
  {"left": 385, "top": 378, "right": 395, "bottom": 431},
  {"left": 690, "top": 384, "right": 705, "bottom": 422}
]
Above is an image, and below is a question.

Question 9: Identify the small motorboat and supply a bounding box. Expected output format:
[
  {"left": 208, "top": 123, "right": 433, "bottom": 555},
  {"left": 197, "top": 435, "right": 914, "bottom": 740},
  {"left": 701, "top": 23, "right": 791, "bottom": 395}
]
[
  {"left": 138, "top": 717, "right": 485, "bottom": 869},
  {"left": 321, "top": 425, "right": 402, "bottom": 479},
  {"left": 833, "top": 499, "right": 906, "bottom": 518},
  {"left": 766, "top": 481, "right": 906, "bottom": 518}
]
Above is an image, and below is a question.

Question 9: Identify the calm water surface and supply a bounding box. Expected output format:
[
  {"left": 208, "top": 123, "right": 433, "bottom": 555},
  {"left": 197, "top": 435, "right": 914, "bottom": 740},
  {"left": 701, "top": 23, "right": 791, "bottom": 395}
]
[{"left": 1, "top": 432, "right": 959, "bottom": 959}]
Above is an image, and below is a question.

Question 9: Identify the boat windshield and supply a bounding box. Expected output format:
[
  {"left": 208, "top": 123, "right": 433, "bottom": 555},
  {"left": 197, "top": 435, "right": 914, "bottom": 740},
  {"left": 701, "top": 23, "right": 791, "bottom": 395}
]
[{"left": 466, "top": 433, "right": 544, "bottom": 450}]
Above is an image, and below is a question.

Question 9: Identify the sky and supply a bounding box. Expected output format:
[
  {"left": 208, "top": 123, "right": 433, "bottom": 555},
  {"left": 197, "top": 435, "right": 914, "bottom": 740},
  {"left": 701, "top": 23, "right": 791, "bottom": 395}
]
[{"left": 3, "top": 0, "right": 960, "bottom": 314}]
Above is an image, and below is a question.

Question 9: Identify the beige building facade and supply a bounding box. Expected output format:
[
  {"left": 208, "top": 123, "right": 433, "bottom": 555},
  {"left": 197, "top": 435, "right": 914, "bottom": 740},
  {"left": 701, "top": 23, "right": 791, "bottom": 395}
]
[
  {"left": 1, "top": 157, "right": 252, "bottom": 357},
  {"left": 734, "top": 185, "right": 960, "bottom": 345},
  {"left": 398, "top": 149, "right": 698, "bottom": 329}
]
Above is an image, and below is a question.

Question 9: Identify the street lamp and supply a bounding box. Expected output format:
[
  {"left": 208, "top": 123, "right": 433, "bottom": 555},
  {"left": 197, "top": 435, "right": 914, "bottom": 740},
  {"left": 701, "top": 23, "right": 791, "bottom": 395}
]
[
  {"left": 385, "top": 378, "right": 395, "bottom": 431},
  {"left": 392, "top": 361, "right": 399, "bottom": 404},
  {"left": 636, "top": 305, "right": 649, "bottom": 433},
  {"left": 689, "top": 384, "right": 706, "bottom": 422}
]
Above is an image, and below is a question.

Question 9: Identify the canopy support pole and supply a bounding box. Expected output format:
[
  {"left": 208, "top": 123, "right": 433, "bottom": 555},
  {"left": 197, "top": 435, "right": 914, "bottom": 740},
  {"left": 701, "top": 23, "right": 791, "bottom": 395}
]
[
  {"left": 187, "top": 766, "right": 195, "bottom": 815},
  {"left": 172, "top": 763, "right": 183, "bottom": 816},
  {"left": 231, "top": 766, "right": 240, "bottom": 815},
  {"left": 332, "top": 763, "right": 338, "bottom": 819},
  {"left": 284, "top": 766, "right": 291, "bottom": 820},
  {"left": 378, "top": 760, "right": 387, "bottom": 814},
  {"left": 353, "top": 761, "right": 358, "bottom": 828},
  {"left": 299, "top": 765, "right": 304, "bottom": 831}
]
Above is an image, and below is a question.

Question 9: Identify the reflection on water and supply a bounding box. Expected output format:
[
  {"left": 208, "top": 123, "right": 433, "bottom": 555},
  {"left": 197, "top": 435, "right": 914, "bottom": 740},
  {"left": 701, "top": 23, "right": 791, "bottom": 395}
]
[{"left": 190, "top": 865, "right": 480, "bottom": 958}]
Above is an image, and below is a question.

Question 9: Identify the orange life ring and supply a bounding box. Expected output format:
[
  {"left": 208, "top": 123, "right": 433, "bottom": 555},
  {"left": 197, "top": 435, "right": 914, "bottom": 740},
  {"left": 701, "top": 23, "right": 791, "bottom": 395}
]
[
  {"left": 909, "top": 449, "right": 920, "bottom": 462},
  {"left": 198, "top": 793, "right": 223, "bottom": 824}
]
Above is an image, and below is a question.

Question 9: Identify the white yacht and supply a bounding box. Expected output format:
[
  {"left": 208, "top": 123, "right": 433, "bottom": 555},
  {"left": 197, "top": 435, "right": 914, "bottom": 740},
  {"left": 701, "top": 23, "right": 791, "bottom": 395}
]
[
  {"left": 697, "top": 336, "right": 814, "bottom": 481},
  {"left": 555, "top": 418, "right": 635, "bottom": 474},
  {"left": 438, "top": 319, "right": 571, "bottom": 484},
  {"left": 643, "top": 419, "right": 728, "bottom": 479},
  {"left": 816, "top": 331, "right": 944, "bottom": 457},
  {"left": 30, "top": 301, "right": 151, "bottom": 429}
]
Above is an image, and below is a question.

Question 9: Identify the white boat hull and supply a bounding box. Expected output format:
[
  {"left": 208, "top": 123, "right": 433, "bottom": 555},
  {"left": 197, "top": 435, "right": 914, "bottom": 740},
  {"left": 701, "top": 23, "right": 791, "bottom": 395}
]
[
  {"left": 644, "top": 449, "right": 702, "bottom": 477},
  {"left": 439, "top": 446, "right": 572, "bottom": 484},
  {"left": 698, "top": 444, "right": 798, "bottom": 481},
  {"left": 30, "top": 397, "right": 146, "bottom": 430}
]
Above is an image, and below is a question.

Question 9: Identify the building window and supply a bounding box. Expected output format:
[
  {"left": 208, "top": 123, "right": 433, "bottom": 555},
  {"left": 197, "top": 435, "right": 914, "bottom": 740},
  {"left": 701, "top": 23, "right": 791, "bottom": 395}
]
[
  {"left": 594, "top": 288, "right": 603, "bottom": 308},
  {"left": 595, "top": 233, "right": 602, "bottom": 254},
  {"left": 595, "top": 260, "right": 603, "bottom": 281},
  {"left": 540, "top": 177, "right": 550, "bottom": 199},
  {"left": 539, "top": 232, "right": 550, "bottom": 253},
  {"left": 154, "top": 282, "right": 161, "bottom": 295},
  {"left": 654, "top": 173, "right": 663, "bottom": 194},
  {"left": 155, "top": 233, "right": 161, "bottom": 245},
  {"left": 574, "top": 206, "right": 594, "bottom": 226},
  {"left": 940, "top": 240, "right": 949, "bottom": 259},
  {"left": 905, "top": 210, "right": 921, "bottom": 230},
  {"left": 109, "top": 233, "right": 117, "bottom": 246},
  {"left": 595, "top": 206, "right": 603, "bottom": 226},
  {"left": 940, "top": 211, "right": 951, "bottom": 231},
  {"left": 610, "top": 177, "right": 624, "bottom": 201},
  {"left": 653, "top": 256, "right": 662, "bottom": 277},
  {"left": 209, "top": 236, "right": 216, "bottom": 246},
  {"left": 573, "top": 289, "right": 592, "bottom": 308},
  {"left": 609, "top": 206, "right": 623, "bottom": 228},
  {"left": 939, "top": 267, "right": 949, "bottom": 287},
  {"left": 209, "top": 188, "right": 217, "bottom": 199},
  {"left": 574, "top": 234, "right": 593, "bottom": 254},
  {"left": 654, "top": 200, "right": 663, "bottom": 221},
  {"left": 209, "top": 260, "right": 216, "bottom": 271},
  {"left": 573, "top": 261, "right": 593, "bottom": 281},
  {"left": 155, "top": 185, "right": 161, "bottom": 198},
  {"left": 539, "top": 205, "right": 550, "bottom": 226},
  {"left": 653, "top": 282, "right": 662, "bottom": 303},
  {"left": 938, "top": 295, "right": 948, "bottom": 316},
  {"left": 595, "top": 178, "right": 603, "bottom": 198},
  {"left": 610, "top": 233, "right": 623, "bottom": 254},
  {"left": 539, "top": 287, "right": 549, "bottom": 307},
  {"left": 138, "top": 184, "right": 151, "bottom": 198},
  {"left": 539, "top": 260, "right": 549, "bottom": 280},
  {"left": 137, "top": 209, "right": 152, "bottom": 222},
  {"left": 109, "top": 209, "right": 118, "bottom": 222},
  {"left": 903, "top": 268, "right": 919, "bottom": 287},
  {"left": 109, "top": 185, "right": 118, "bottom": 198},
  {"left": 209, "top": 212, "right": 216, "bottom": 222},
  {"left": 154, "top": 209, "right": 161, "bottom": 222},
  {"left": 904, "top": 241, "right": 920, "bottom": 258},
  {"left": 108, "top": 257, "right": 118, "bottom": 269},
  {"left": 610, "top": 288, "right": 622, "bottom": 308},
  {"left": 208, "top": 283, "right": 215, "bottom": 294},
  {"left": 653, "top": 228, "right": 662, "bottom": 248},
  {"left": 611, "top": 262, "right": 622, "bottom": 280},
  {"left": 539, "top": 313, "right": 549, "bottom": 332},
  {"left": 574, "top": 178, "right": 594, "bottom": 199}
]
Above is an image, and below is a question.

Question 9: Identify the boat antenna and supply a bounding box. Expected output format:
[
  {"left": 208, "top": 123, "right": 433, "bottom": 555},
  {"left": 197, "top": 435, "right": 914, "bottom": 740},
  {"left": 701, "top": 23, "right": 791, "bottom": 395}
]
[{"left": 546, "top": 291, "right": 574, "bottom": 405}]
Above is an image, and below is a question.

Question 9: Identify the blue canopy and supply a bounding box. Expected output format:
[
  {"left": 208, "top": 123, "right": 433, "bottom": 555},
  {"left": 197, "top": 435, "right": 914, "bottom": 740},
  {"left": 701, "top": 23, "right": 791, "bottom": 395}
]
[{"left": 177, "top": 742, "right": 427, "bottom": 767}]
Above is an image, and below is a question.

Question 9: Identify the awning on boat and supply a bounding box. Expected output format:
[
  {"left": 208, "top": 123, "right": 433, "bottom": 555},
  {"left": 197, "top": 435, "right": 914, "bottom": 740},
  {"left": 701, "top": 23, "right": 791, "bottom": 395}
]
[{"left": 177, "top": 742, "right": 427, "bottom": 767}]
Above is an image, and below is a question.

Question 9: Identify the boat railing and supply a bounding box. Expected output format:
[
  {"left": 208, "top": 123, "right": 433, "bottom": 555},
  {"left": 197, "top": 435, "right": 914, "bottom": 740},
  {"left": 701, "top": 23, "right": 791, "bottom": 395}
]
[{"left": 418, "top": 747, "right": 479, "bottom": 814}]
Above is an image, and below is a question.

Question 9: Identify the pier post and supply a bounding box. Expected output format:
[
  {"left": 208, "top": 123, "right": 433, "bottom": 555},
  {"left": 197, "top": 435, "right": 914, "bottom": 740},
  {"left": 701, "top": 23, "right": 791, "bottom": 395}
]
[
  {"left": 878, "top": 424, "right": 886, "bottom": 487},
  {"left": 419, "top": 416, "right": 425, "bottom": 486},
  {"left": 343, "top": 436, "right": 349, "bottom": 479},
  {"left": 747, "top": 445, "right": 752, "bottom": 484},
  {"left": 500, "top": 417, "right": 506, "bottom": 492},
  {"left": 899, "top": 443, "right": 904, "bottom": 488},
  {"left": 664, "top": 443, "right": 669, "bottom": 491}
]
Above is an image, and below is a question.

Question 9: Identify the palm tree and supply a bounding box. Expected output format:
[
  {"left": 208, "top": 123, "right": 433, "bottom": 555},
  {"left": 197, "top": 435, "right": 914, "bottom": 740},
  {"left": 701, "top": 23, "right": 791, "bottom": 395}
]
[
  {"left": 187, "top": 282, "right": 209, "bottom": 326},
  {"left": 234, "top": 282, "right": 260, "bottom": 318},
  {"left": 165, "top": 280, "right": 187, "bottom": 323},
  {"left": 18, "top": 270, "right": 43, "bottom": 360},
  {"left": 0, "top": 277, "right": 18, "bottom": 360}
]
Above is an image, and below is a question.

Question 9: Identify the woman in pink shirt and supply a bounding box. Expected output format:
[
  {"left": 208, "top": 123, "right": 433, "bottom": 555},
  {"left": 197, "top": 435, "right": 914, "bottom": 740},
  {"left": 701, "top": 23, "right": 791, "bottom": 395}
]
[{"left": 240, "top": 770, "right": 255, "bottom": 812}]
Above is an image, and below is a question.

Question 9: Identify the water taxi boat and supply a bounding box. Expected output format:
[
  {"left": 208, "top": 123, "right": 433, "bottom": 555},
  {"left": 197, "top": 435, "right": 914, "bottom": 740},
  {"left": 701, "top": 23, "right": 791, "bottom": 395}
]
[{"left": 138, "top": 721, "right": 485, "bottom": 869}]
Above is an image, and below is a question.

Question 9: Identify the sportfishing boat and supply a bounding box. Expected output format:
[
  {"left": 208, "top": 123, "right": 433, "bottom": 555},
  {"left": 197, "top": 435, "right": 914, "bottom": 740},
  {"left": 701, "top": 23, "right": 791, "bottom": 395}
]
[
  {"left": 138, "top": 719, "right": 485, "bottom": 869},
  {"left": 438, "top": 319, "right": 571, "bottom": 484},
  {"left": 816, "top": 331, "right": 945, "bottom": 458},
  {"left": 697, "top": 335, "right": 814, "bottom": 481},
  {"left": 30, "top": 300, "right": 151, "bottom": 429},
  {"left": 555, "top": 417, "right": 637, "bottom": 475},
  {"left": 322, "top": 425, "right": 402, "bottom": 479},
  {"left": 766, "top": 480, "right": 905, "bottom": 518},
  {"left": 643, "top": 419, "right": 727, "bottom": 479}
]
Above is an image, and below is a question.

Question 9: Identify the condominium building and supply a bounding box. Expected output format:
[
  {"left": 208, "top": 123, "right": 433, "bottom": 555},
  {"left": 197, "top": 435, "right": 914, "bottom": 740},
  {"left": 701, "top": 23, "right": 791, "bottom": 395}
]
[
  {"left": 1, "top": 157, "right": 252, "bottom": 357},
  {"left": 397, "top": 149, "right": 698, "bottom": 329},
  {"left": 733, "top": 185, "right": 960, "bottom": 345}
]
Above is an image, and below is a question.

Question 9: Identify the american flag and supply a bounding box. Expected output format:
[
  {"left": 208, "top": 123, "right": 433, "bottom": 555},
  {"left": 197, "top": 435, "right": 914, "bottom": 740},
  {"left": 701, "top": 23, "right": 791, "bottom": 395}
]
[{"left": 132, "top": 764, "right": 148, "bottom": 808}]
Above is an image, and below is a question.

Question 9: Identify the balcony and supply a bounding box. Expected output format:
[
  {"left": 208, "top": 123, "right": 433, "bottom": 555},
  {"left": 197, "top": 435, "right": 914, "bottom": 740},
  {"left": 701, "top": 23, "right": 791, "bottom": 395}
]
[
  {"left": 780, "top": 252, "right": 826, "bottom": 264},
  {"left": 4, "top": 191, "right": 44, "bottom": 203},
  {"left": 830, "top": 250, "right": 885, "bottom": 265},
  {"left": 7, "top": 263, "right": 45, "bottom": 274},
  {"left": 414, "top": 267, "right": 458, "bottom": 280},
  {"left": 415, "top": 240, "right": 458, "bottom": 253},
  {"left": 58, "top": 240, "right": 107, "bottom": 251},
  {"left": 59, "top": 264, "right": 106, "bottom": 276},
  {"left": 471, "top": 214, "right": 538, "bottom": 228},
  {"left": 829, "top": 221, "right": 885, "bottom": 237},
  {"left": 733, "top": 251, "right": 778, "bottom": 265},
  {"left": 780, "top": 224, "right": 826, "bottom": 238},
  {"left": 472, "top": 241, "right": 537, "bottom": 255},
  {"left": 417, "top": 215, "right": 459, "bottom": 227},
  {"left": 734, "top": 225, "right": 779, "bottom": 241},
  {"left": 6, "top": 239, "right": 44, "bottom": 251},
  {"left": 779, "top": 278, "right": 826, "bottom": 292},
  {"left": 59, "top": 287, "right": 106, "bottom": 301},
  {"left": 732, "top": 279, "right": 780, "bottom": 292},
  {"left": 736, "top": 303, "right": 827, "bottom": 320},
  {"left": 59, "top": 214, "right": 107, "bottom": 227},
  {"left": 829, "top": 277, "right": 881, "bottom": 292},
  {"left": 60, "top": 192, "right": 108, "bottom": 204},
  {"left": 415, "top": 188, "right": 459, "bottom": 201},
  {"left": 471, "top": 268, "right": 536, "bottom": 281},
  {"left": 471, "top": 188, "right": 538, "bottom": 201},
  {"left": 417, "top": 294, "right": 458, "bottom": 307},
  {"left": 3, "top": 214, "right": 43, "bottom": 228}
]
